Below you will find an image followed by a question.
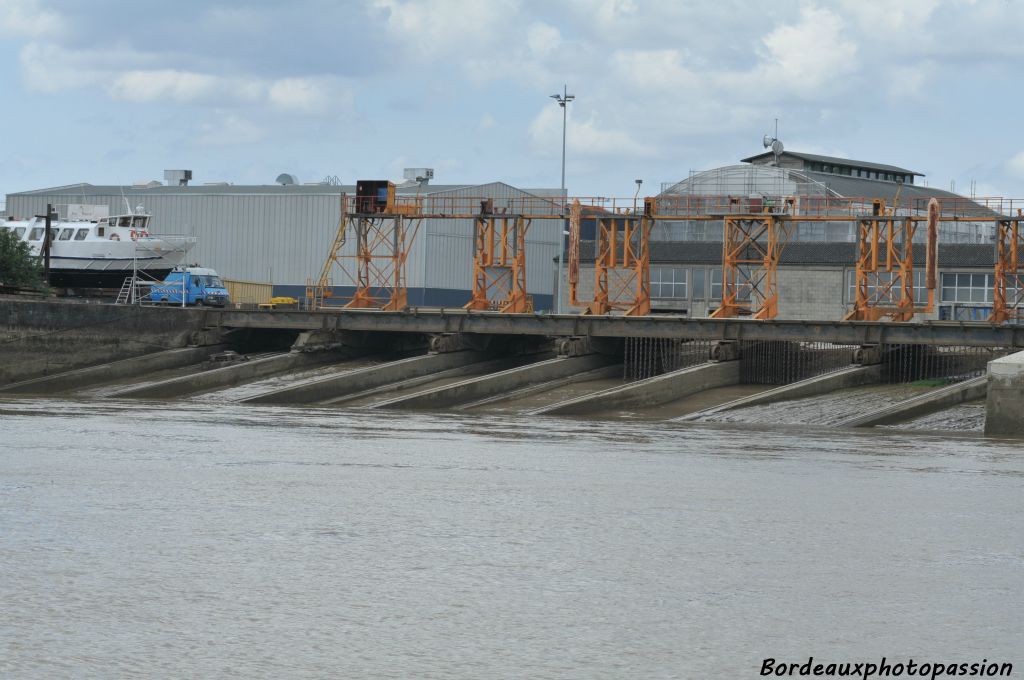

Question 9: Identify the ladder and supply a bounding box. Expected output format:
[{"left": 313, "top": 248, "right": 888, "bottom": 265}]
[{"left": 115, "top": 275, "right": 135, "bottom": 305}]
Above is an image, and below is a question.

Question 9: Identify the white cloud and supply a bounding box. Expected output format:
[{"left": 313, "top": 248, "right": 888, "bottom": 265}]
[
  {"left": 529, "top": 105, "right": 655, "bottom": 159},
  {"left": 18, "top": 42, "right": 353, "bottom": 114},
  {"left": 197, "top": 113, "right": 266, "bottom": 146},
  {"left": 756, "top": 5, "right": 858, "bottom": 95},
  {"left": 0, "top": 0, "right": 63, "bottom": 37},
  {"left": 371, "top": 0, "right": 518, "bottom": 58},
  {"left": 526, "top": 21, "right": 561, "bottom": 57},
  {"left": 108, "top": 70, "right": 223, "bottom": 103},
  {"left": 268, "top": 77, "right": 354, "bottom": 115},
  {"left": 609, "top": 49, "right": 699, "bottom": 92},
  {"left": 1005, "top": 151, "right": 1024, "bottom": 179}
]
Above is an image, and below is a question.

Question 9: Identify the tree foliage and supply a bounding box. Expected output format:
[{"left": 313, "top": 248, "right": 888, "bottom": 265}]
[{"left": 0, "top": 229, "right": 43, "bottom": 288}]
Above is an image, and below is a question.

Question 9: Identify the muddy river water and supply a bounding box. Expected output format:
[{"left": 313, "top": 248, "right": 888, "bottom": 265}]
[{"left": 1, "top": 397, "right": 1021, "bottom": 678}]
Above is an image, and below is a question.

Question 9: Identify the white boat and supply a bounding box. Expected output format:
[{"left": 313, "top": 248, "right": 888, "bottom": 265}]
[{"left": 0, "top": 208, "right": 195, "bottom": 288}]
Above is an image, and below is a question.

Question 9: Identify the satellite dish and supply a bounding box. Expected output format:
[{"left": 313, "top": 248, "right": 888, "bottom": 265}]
[
  {"left": 275, "top": 173, "right": 299, "bottom": 186},
  {"left": 771, "top": 139, "right": 784, "bottom": 155},
  {"left": 763, "top": 135, "right": 773, "bottom": 149}
]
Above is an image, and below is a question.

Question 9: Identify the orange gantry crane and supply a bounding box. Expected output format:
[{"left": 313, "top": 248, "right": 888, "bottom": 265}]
[
  {"left": 309, "top": 184, "right": 422, "bottom": 311},
  {"left": 842, "top": 198, "right": 938, "bottom": 321},
  {"left": 991, "top": 211, "right": 1024, "bottom": 323},
  {"left": 310, "top": 180, "right": 1024, "bottom": 324},
  {"left": 464, "top": 202, "right": 533, "bottom": 313},
  {"left": 567, "top": 199, "right": 652, "bottom": 316}
]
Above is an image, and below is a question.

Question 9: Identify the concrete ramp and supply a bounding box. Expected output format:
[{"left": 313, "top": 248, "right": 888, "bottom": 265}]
[
  {"left": 369, "top": 354, "right": 615, "bottom": 410},
  {"left": 0, "top": 345, "right": 225, "bottom": 395},
  {"left": 460, "top": 364, "right": 623, "bottom": 411},
  {"left": 530, "top": 361, "right": 740, "bottom": 417},
  {"left": 675, "top": 364, "right": 881, "bottom": 422},
  {"left": 104, "top": 350, "right": 357, "bottom": 400},
  {"left": 838, "top": 376, "right": 987, "bottom": 428},
  {"left": 241, "top": 351, "right": 490, "bottom": 405}
]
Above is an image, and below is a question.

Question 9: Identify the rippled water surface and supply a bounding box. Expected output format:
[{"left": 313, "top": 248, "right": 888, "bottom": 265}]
[{"left": 2, "top": 398, "right": 1022, "bottom": 679}]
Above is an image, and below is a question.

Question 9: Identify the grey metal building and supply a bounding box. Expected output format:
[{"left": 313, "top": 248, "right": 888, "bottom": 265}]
[
  {"left": 562, "top": 150, "right": 1004, "bottom": 321},
  {"left": 6, "top": 175, "right": 564, "bottom": 309}
]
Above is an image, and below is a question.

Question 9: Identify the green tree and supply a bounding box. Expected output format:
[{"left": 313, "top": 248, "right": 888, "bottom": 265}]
[{"left": 0, "top": 229, "right": 44, "bottom": 288}]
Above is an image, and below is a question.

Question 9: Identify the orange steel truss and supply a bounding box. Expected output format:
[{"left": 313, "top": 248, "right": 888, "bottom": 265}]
[
  {"left": 306, "top": 189, "right": 1024, "bottom": 322},
  {"left": 567, "top": 199, "right": 652, "bottom": 316},
  {"left": 463, "top": 212, "right": 534, "bottom": 313},
  {"left": 709, "top": 211, "right": 794, "bottom": 319},
  {"left": 586, "top": 213, "right": 651, "bottom": 315},
  {"left": 310, "top": 194, "right": 423, "bottom": 311},
  {"left": 843, "top": 199, "right": 937, "bottom": 321},
  {"left": 990, "top": 216, "right": 1024, "bottom": 323}
]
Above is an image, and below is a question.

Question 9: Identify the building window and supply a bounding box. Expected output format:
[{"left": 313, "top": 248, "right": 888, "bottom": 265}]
[
  {"left": 847, "top": 269, "right": 929, "bottom": 305},
  {"left": 710, "top": 267, "right": 723, "bottom": 300},
  {"left": 941, "top": 272, "right": 994, "bottom": 303},
  {"left": 692, "top": 268, "right": 706, "bottom": 299},
  {"left": 651, "top": 266, "right": 687, "bottom": 299}
]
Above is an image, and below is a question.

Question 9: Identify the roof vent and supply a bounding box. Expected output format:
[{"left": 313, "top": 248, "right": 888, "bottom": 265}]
[
  {"left": 164, "top": 169, "right": 192, "bottom": 186},
  {"left": 403, "top": 168, "right": 434, "bottom": 185},
  {"left": 133, "top": 180, "right": 163, "bottom": 188},
  {"left": 276, "top": 173, "right": 299, "bottom": 185}
]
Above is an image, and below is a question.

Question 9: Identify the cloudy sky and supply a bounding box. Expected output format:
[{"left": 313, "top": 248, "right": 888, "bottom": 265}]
[{"left": 1, "top": 0, "right": 1022, "bottom": 199}]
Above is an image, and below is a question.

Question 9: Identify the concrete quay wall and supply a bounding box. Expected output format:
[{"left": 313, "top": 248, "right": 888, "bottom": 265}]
[{"left": 0, "top": 297, "right": 210, "bottom": 385}]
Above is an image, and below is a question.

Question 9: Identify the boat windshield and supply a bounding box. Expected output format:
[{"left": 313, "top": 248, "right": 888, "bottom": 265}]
[
  {"left": 13, "top": 227, "right": 26, "bottom": 239},
  {"left": 132, "top": 216, "right": 147, "bottom": 230},
  {"left": 59, "top": 228, "right": 74, "bottom": 241},
  {"left": 28, "top": 228, "right": 43, "bottom": 241},
  {"left": 74, "top": 228, "right": 89, "bottom": 240}
]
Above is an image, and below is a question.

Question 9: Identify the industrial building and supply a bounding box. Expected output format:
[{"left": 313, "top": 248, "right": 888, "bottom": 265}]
[
  {"left": 5, "top": 170, "right": 564, "bottom": 309},
  {"left": 6, "top": 149, "right": 1010, "bottom": 322},
  {"left": 565, "top": 150, "right": 1005, "bottom": 322}
]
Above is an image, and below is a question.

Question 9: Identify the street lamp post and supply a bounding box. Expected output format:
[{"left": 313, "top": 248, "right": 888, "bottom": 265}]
[{"left": 550, "top": 85, "right": 574, "bottom": 314}]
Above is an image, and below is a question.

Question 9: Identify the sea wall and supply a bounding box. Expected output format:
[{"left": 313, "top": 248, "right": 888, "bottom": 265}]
[{"left": 0, "top": 297, "right": 212, "bottom": 385}]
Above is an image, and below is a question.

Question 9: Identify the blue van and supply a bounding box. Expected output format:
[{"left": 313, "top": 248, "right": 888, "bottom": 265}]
[{"left": 150, "top": 266, "right": 231, "bottom": 307}]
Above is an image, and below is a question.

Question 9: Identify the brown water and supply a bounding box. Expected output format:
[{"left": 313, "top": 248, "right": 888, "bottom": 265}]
[
  {"left": 485, "top": 375, "right": 625, "bottom": 413},
  {"left": 886, "top": 400, "right": 988, "bottom": 433},
  {"left": 697, "top": 384, "right": 936, "bottom": 426},
  {"left": 590, "top": 384, "right": 770, "bottom": 421},
  {"left": 190, "top": 357, "right": 390, "bottom": 403},
  {"left": 1, "top": 396, "right": 1022, "bottom": 678}
]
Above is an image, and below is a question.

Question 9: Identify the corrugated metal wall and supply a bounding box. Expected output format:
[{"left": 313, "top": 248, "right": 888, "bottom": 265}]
[
  {"left": 6, "top": 182, "right": 560, "bottom": 296},
  {"left": 223, "top": 279, "right": 273, "bottom": 305}
]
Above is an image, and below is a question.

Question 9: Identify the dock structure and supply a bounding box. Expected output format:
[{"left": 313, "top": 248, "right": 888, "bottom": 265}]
[
  {"left": 205, "top": 308, "right": 1024, "bottom": 349},
  {"left": 0, "top": 296, "right": 1020, "bottom": 435}
]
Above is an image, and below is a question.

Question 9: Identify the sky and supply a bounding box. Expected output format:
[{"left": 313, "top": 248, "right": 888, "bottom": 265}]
[{"left": 2, "top": 0, "right": 1024, "bottom": 200}]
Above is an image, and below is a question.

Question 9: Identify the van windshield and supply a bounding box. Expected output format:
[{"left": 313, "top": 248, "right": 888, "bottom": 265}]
[{"left": 195, "top": 275, "right": 224, "bottom": 287}]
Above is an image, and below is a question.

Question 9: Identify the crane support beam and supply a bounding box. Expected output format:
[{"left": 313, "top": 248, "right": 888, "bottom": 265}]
[
  {"left": 585, "top": 212, "right": 651, "bottom": 316},
  {"left": 463, "top": 214, "right": 534, "bottom": 313},
  {"left": 990, "top": 217, "right": 1024, "bottom": 323},
  {"left": 710, "top": 214, "right": 792, "bottom": 320}
]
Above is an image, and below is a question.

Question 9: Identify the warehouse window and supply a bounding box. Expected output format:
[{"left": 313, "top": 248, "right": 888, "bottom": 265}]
[
  {"left": 847, "top": 269, "right": 929, "bottom": 305},
  {"left": 692, "top": 268, "right": 706, "bottom": 300},
  {"left": 651, "top": 267, "right": 687, "bottom": 299},
  {"left": 941, "top": 273, "right": 994, "bottom": 303},
  {"left": 710, "top": 267, "right": 723, "bottom": 300}
]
